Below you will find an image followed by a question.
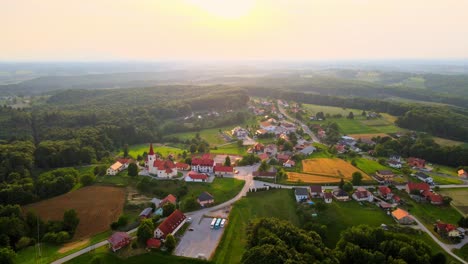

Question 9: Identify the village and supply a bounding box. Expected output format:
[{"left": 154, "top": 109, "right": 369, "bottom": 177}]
[{"left": 90, "top": 98, "right": 468, "bottom": 264}]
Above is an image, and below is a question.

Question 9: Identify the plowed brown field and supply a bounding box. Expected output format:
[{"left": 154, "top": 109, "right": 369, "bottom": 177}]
[{"left": 23, "top": 186, "right": 125, "bottom": 240}]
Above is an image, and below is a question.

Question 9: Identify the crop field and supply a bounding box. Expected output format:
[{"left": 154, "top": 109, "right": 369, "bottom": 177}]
[
  {"left": 287, "top": 158, "right": 371, "bottom": 183},
  {"left": 433, "top": 137, "right": 466, "bottom": 147},
  {"left": 22, "top": 186, "right": 126, "bottom": 239},
  {"left": 439, "top": 188, "right": 468, "bottom": 215},
  {"left": 348, "top": 133, "right": 389, "bottom": 141}
]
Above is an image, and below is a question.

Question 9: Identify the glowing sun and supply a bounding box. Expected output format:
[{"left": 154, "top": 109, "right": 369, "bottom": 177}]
[{"left": 185, "top": 0, "right": 256, "bottom": 19}]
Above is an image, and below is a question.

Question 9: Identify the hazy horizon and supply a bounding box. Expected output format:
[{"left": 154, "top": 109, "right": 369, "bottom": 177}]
[{"left": 2, "top": 0, "right": 468, "bottom": 61}]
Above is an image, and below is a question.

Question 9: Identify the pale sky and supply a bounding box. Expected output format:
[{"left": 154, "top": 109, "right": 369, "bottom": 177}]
[{"left": 1, "top": 0, "right": 468, "bottom": 61}]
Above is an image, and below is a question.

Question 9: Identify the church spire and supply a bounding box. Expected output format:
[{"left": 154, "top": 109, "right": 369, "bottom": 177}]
[{"left": 149, "top": 143, "right": 155, "bottom": 155}]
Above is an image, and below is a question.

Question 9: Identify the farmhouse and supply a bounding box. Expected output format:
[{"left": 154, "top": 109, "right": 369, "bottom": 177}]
[
  {"left": 391, "top": 208, "right": 414, "bottom": 225},
  {"left": 185, "top": 171, "right": 208, "bottom": 182},
  {"left": 107, "top": 161, "right": 124, "bottom": 175},
  {"left": 108, "top": 232, "right": 131, "bottom": 252},
  {"left": 323, "top": 192, "right": 333, "bottom": 203},
  {"left": 283, "top": 159, "right": 296, "bottom": 168},
  {"left": 191, "top": 157, "right": 215, "bottom": 173},
  {"left": 408, "top": 157, "right": 426, "bottom": 168},
  {"left": 198, "top": 192, "right": 214, "bottom": 206},
  {"left": 294, "top": 188, "right": 309, "bottom": 202},
  {"left": 375, "top": 170, "right": 395, "bottom": 183},
  {"left": 332, "top": 189, "right": 350, "bottom": 201},
  {"left": 436, "top": 222, "right": 461, "bottom": 238},
  {"left": 414, "top": 172, "right": 433, "bottom": 184},
  {"left": 154, "top": 210, "right": 187, "bottom": 240},
  {"left": 352, "top": 187, "right": 374, "bottom": 202},
  {"left": 378, "top": 186, "right": 393, "bottom": 200},
  {"left": 309, "top": 185, "right": 322, "bottom": 198},
  {"left": 214, "top": 165, "right": 233, "bottom": 176}
]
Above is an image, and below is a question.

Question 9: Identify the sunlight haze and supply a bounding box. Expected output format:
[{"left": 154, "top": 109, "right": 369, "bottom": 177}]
[{"left": 1, "top": 0, "right": 468, "bottom": 60}]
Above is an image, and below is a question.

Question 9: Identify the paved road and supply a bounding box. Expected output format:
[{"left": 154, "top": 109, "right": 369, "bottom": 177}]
[
  {"left": 277, "top": 100, "right": 320, "bottom": 143},
  {"left": 51, "top": 228, "right": 138, "bottom": 264},
  {"left": 412, "top": 216, "right": 467, "bottom": 264}
]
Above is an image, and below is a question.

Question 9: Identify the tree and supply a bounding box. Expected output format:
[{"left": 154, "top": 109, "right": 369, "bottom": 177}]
[
  {"left": 283, "top": 141, "right": 293, "bottom": 151},
  {"left": 93, "top": 165, "right": 107, "bottom": 176},
  {"left": 339, "top": 178, "right": 344, "bottom": 189},
  {"left": 351, "top": 172, "right": 363, "bottom": 185},
  {"left": 123, "top": 144, "right": 129, "bottom": 158},
  {"left": 137, "top": 219, "right": 154, "bottom": 244},
  {"left": 80, "top": 173, "right": 95, "bottom": 186},
  {"left": 128, "top": 162, "right": 139, "bottom": 177},
  {"left": 347, "top": 112, "right": 354, "bottom": 119},
  {"left": 0, "top": 247, "right": 15, "bottom": 264},
  {"left": 183, "top": 197, "right": 199, "bottom": 211},
  {"left": 197, "top": 143, "right": 206, "bottom": 153},
  {"left": 237, "top": 139, "right": 243, "bottom": 147},
  {"left": 258, "top": 160, "right": 270, "bottom": 172},
  {"left": 189, "top": 144, "right": 197, "bottom": 154},
  {"left": 343, "top": 182, "right": 353, "bottom": 192},
  {"left": 351, "top": 159, "right": 357, "bottom": 166},
  {"left": 362, "top": 110, "right": 367, "bottom": 116},
  {"left": 224, "top": 156, "right": 231, "bottom": 167},
  {"left": 63, "top": 209, "right": 80, "bottom": 236},
  {"left": 162, "top": 203, "right": 176, "bottom": 217},
  {"left": 165, "top": 234, "right": 176, "bottom": 252}
]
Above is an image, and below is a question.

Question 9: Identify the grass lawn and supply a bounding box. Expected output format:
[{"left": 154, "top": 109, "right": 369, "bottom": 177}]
[
  {"left": 431, "top": 164, "right": 458, "bottom": 177},
  {"left": 16, "top": 230, "right": 112, "bottom": 264},
  {"left": 67, "top": 247, "right": 210, "bottom": 264},
  {"left": 169, "top": 126, "right": 233, "bottom": 146},
  {"left": 119, "top": 144, "right": 185, "bottom": 159},
  {"left": 433, "top": 137, "right": 466, "bottom": 147},
  {"left": 429, "top": 174, "right": 463, "bottom": 185},
  {"left": 395, "top": 190, "right": 462, "bottom": 226},
  {"left": 96, "top": 170, "right": 132, "bottom": 186},
  {"left": 212, "top": 189, "right": 300, "bottom": 264},
  {"left": 310, "top": 200, "right": 394, "bottom": 247},
  {"left": 439, "top": 187, "right": 468, "bottom": 215},
  {"left": 181, "top": 178, "right": 245, "bottom": 211},
  {"left": 303, "top": 104, "right": 362, "bottom": 116},
  {"left": 453, "top": 243, "right": 468, "bottom": 261},
  {"left": 353, "top": 158, "right": 397, "bottom": 175},
  {"left": 210, "top": 143, "right": 247, "bottom": 155}
]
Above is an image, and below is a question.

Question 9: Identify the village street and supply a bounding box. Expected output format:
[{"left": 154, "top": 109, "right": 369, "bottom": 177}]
[{"left": 277, "top": 99, "right": 320, "bottom": 143}]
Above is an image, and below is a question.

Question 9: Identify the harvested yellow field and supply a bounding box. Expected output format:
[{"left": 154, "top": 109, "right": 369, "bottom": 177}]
[
  {"left": 301, "top": 158, "right": 371, "bottom": 180},
  {"left": 287, "top": 172, "right": 341, "bottom": 183},
  {"left": 348, "top": 133, "right": 389, "bottom": 141}
]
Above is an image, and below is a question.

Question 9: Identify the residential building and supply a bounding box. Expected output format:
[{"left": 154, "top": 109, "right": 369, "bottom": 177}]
[
  {"left": 283, "top": 159, "right": 296, "bottom": 168},
  {"left": 323, "top": 192, "right": 333, "bottom": 203},
  {"left": 458, "top": 169, "right": 468, "bottom": 178},
  {"left": 197, "top": 192, "right": 214, "bottom": 206},
  {"left": 154, "top": 210, "right": 187, "bottom": 240},
  {"left": 408, "top": 157, "right": 426, "bottom": 168},
  {"left": 252, "top": 168, "right": 277, "bottom": 179},
  {"left": 185, "top": 171, "right": 208, "bottom": 182},
  {"left": 159, "top": 194, "right": 177, "bottom": 207},
  {"left": 375, "top": 170, "right": 395, "bottom": 183},
  {"left": 352, "top": 187, "right": 374, "bottom": 202},
  {"left": 258, "top": 153, "right": 269, "bottom": 161},
  {"left": 300, "top": 146, "right": 316, "bottom": 155},
  {"left": 146, "top": 238, "right": 161, "bottom": 249},
  {"left": 378, "top": 186, "right": 393, "bottom": 200},
  {"left": 332, "top": 189, "right": 350, "bottom": 201},
  {"left": 139, "top": 207, "right": 153, "bottom": 219},
  {"left": 276, "top": 153, "right": 291, "bottom": 163},
  {"left": 260, "top": 121, "right": 276, "bottom": 132},
  {"left": 436, "top": 222, "right": 461, "bottom": 238},
  {"left": 406, "top": 182, "right": 430, "bottom": 194},
  {"left": 294, "top": 188, "right": 309, "bottom": 202},
  {"left": 214, "top": 165, "right": 233, "bottom": 176},
  {"left": 391, "top": 208, "right": 414, "bottom": 225},
  {"left": 191, "top": 157, "right": 215, "bottom": 173},
  {"left": 264, "top": 144, "right": 278, "bottom": 156},
  {"left": 107, "top": 161, "right": 124, "bottom": 175},
  {"left": 176, "top": 162, "right": 190, "bottom": 171},
  {"left": 309, "top": 185, "right": 322, "bottom": 198},
  {"left": 388, "top": 160, "right": 402, "bottom": 169},
  {"left": 231, "top": 127, "right": 249, "bottom": 139},
  {"left": 414, "top": 172, "right": 433, "bottom": 184},
  {"left": 108, "top": 232, "right": 131, "bottom": 252}
]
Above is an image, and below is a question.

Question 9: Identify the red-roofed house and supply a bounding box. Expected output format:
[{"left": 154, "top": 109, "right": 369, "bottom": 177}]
[
  {"left": 336, "top": 144, "right": 346, "bottom": 154},
  {"left": 436, "top": 222, "right": 461, "bottom": 238},
  {"left": 108, "top": 232, "right": 131, "bottom": 252},
  {"left": 185, "top": 171, "right": 208, "bottom": 182},
  {"left": 406, "top": 182, "right": 430, "bottom": 194},
  {"left": 214, "top": 165, "right": 233, "bottom": 176},
  {"left": 283, "top": 159, "right": 296, "bottom": 168},
  {"left": 276, "top": 153, "right": 291, "bottom": 163},
  {"left": 323, "top": 192, "right": 333, "bottom": 203},
  {"left": 258, "top": 153, "right": 269, "bottom": 161},
  {"left": 378, "top": 186, "right": 393, "bottom": 200},
  {"left": 352, "top": 187, "right": 374, "bottom": 202},
  {"left": 146, "top": 238, "right": 161, "bottom": 249},
  {"left": 159, "top": 194, "right": 177, "bottom": 207},
  {"left": 117, "top": 158, "right": 132, "bottom": 168},
  {"left": 427, "top": 193, "right": 444, "bottom": 205},
  {"left": 176, "top": 162, "right": 190, "bottom": 171},
  {"left": 408, "top": 157, "right": 426, "bottom": 168},
  {"left": 154, "top": 210, "right": 187, "bottom": 240},
  {"left": 191, "top": 158, "right": 215, "bottom": 173}
]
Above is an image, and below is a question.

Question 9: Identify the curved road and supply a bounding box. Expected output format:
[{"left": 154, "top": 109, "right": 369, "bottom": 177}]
[{"left": 277, "top": 100, "right": 320, "bottom": 143}]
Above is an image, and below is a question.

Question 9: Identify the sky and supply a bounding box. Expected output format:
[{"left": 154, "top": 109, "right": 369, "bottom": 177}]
[{"left": 1, "top": 0, "right": 468, "bottom": 61}]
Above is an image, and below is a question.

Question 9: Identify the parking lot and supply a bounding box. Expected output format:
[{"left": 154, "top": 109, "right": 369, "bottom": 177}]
[{"left": 174, "top": 216, "right": 225, "bottom": 259}]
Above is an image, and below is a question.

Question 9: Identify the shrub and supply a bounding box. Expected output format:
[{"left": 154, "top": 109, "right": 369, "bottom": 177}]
[{"left": 15, "top": 237, "right": 32, "bottom": 250}]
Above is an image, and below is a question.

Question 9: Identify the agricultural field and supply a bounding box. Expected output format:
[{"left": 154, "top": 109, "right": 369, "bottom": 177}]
[
  {"left": 287, "top": 172, "right": 341, "bottom": 184},
  {"left": 212, "top": 189, "right": 300, "bottom": 264},
  {"left": 348, "top": 133, "right": 390, "bottom": 141},
  {"left": 353, "top": 158, "right": 397, "bottom": 175},
  {"left": 439, "top": 188, "right": 468, "bottom": 215},
  {"left": 22, "top": 186, "right": 126, "bottom": 239},
  {"left": 169, "top": 126, "right": 234, "bottom": 146},
  {"left": 433, "top": 137, "right": 466, "bottom": 147},
  {"left": 119, "top": 144, "right": 185, "bottom": 159},
  {"left": 303, "top": 104, "right": 362, "bottom": 116},
  {"left": 210, "top": 143, "right": 247, "bottom": 155}
]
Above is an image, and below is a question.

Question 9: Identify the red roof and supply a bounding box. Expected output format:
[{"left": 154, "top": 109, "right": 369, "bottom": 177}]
[
  {"left": 258, "top": 153, "right": 269, "bottom": 161},
  {"left": 393, "top": 195, "right": 401, "bottom": 202},
  {"left": 437, "top": 222, "right": 457, "bottom": 232},
  {"left": 408, "top": 157, "right": 425, "bottom": 168},
  {"left": 187, "top": 171, "right": 208, "bottom": 180},
  {"left": 117, "top": 158, "right": 131, "bottom": 165},
  {"left": 154, "top": 159, "right": 176, "bottom": 171},
  {"left": 407, "top": 182, "right": 430, "bottom": 192},
  {"left": 146, "top": 238, "right": 161, "bottom": 248},
  {"left": 276, "top": 154, "right": 290, "bottom": 161},
  {"left": 149, "top": 143, "right": 155, "bottom": 156},
  {"left": 176, "top": 163, "right": 190, "bottom": 169},
  {"left": 191, "top": 158, "right": 214, "bottom": 167},
  {"left": 378, "top": 186, "right": 392, "bottom": 196},
  {"left": 108, "top": 232, "right": 130, "bottom": 246},
  {"left": 429, "top": 193, "right": 444, "bottom": 204},
  {"left": 324, "top": 192, "right": 333, "bottom": 199},
  {"left": 157, "top": 210, "right": 186, "bottom": 238},
  {"left": 160, "top": 194, "right": 177, "bottom": 206},
  {"left": 214, "top": 166, "right": 233, "bottom": 173}
]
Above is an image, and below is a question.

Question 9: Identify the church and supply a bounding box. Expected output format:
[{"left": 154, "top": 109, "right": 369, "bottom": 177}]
[{"left": 145, "top": 143, "right": 178, "bottom": 178}]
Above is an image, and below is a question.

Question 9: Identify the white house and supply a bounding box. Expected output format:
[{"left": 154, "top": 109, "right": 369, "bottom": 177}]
[
  {"left": 352, "top": 187, "right": 374, "bottom": 202},
  {"left": 415, "top": 172, "right": 434, "bottom": 184},
  {"left": 231, "top": 127, "right": 249, "bottom": 139},
  {"left": 107, "top": 161, "right": 124, "bottom": 175},
  {"left": 294, "top": 188, "right": 309, "bottom": 202},
  {"left": 323, "top": 192, "right": 333, "bottom": 203},
  {"left": 260, "top": 121, "right": 276, "bottom": 132},
  {"left": 191, "top": 157, "right": 215, "bottom": 173},
  {"left": 283, "top": 159, "right": 296, "bottom": 168},
  {"left": 388, "top": 160, "right": 402, "bottom": 169}
]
